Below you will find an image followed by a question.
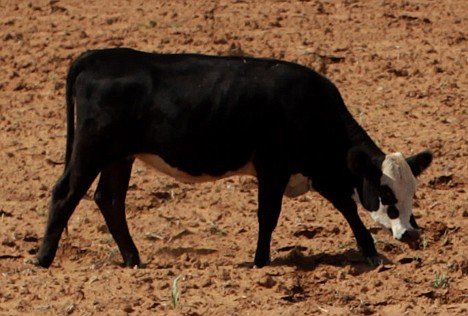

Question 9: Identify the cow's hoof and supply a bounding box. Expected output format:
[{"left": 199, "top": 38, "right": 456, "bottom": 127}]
[
  {"left": 122, "top": 252, "right": 141, "bottom": 268},
  {"left": 33, "top": 255, "right": 53, "bottom": 268},
  {"left": 253, "top": 259, "right": 270, "bottom": 268},
  {"left": 254, "top": 263, "right": 269, "bottom": 269}
]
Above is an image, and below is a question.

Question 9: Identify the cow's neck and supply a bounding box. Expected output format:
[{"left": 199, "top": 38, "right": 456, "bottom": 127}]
[{"left": 341, "top": 107, "right": 384, "bottom": 158}]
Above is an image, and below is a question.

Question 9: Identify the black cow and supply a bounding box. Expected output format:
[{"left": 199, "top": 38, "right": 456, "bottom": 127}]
[{"left": 36, "top": 48, "right": 432, "bottom": 268}]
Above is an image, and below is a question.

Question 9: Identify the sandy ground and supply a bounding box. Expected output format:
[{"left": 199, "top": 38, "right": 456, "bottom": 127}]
[{"left": 1, "top": 0, "right": 467, "bottom": 315}]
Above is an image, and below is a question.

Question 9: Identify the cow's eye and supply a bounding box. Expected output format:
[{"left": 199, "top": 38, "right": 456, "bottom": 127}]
[
  {"left": 387, "top": 205, "right": 399, "bottom": 219},
  {"left": 379, "top": 185, "right": 397, "bottom": 205}
]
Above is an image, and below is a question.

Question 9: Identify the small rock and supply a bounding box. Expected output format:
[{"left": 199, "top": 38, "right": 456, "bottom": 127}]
[
  {"left": 65, "top": 303, "right": 75, "bottom": 315},
  {"left": 377, "top": 264, "right": 395, "bottom": 272},
  {"left": 123, "top": 305, "right": 134, "bottom": 313},
  {"left": 336, "top": 270, "right": 346, "bottom": 280},
  {"left": 258, "top": 276, "right": 276, "bottom": 289},
  {"left": 201, "top": 278, "right": 213, "bottom": 288},
  {"left": 396, "top": 255, "right": 422, "bottom": 265},
  {"left": 357, "top": 304, "right": 374, "bottom": 315}
]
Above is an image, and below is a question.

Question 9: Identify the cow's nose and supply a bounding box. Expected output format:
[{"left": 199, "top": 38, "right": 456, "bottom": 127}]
[
  {"left": 400, "top": 229, "right": 421, "bottom": 243},
  {"left": 398, "top": 229, "right": 421, "bottom": 249}
]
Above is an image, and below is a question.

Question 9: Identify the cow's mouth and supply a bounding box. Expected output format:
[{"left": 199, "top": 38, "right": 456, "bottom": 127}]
[{"left": 398, "top": 228, "right": 421, "bottom": 249}]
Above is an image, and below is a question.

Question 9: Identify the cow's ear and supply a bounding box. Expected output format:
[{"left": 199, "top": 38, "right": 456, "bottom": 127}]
[{"left": 407, "top": 150, "right": 433, "bottom": 177}]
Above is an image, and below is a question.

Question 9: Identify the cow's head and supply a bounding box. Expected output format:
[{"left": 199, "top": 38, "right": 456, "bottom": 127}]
[{"left": 348, "top": 148, "right": 432, "bottom": 246}]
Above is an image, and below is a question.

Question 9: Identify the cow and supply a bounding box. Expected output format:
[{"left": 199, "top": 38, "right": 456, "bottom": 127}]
[{"left": 35, "top": 48, "right": 432, "bottom": 268}]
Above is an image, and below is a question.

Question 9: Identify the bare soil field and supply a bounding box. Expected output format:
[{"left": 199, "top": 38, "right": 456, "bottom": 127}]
[{"left": 1, "top": 0, "right": 467, "bottom": 315}]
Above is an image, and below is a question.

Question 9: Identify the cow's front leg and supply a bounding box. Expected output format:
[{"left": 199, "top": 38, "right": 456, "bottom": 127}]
[
  {"left": 254, "top": 171, "right": 290, "bottom": 268},
  {"left": 94, "top": 158, "right": 140, "bottom": 267},
  {"left": 340, "top": 201, "right": 378, "bottom": 260},
  {"left": 322, "top": 190, "right": 378, "bottom": 261}
]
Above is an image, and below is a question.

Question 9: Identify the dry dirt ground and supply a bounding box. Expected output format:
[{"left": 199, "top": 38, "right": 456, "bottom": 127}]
[{"left": 1, "top": 0, "right": 467, "bottom": 315}]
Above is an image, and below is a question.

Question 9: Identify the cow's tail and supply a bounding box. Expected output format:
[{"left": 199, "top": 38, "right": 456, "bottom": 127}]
[{"left": 64, "top": 51, "right": 92, "bottom": 170}]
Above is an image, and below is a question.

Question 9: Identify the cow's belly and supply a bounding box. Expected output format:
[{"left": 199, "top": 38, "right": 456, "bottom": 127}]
[
  {"left": 135, "top": 154, "right": 256, "bottom": 183},
  {"left": 135, "top": 154, "right": 311, "bottom": 197}
]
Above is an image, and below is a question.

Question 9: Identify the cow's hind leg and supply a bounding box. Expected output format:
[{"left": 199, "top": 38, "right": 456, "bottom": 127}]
[
  {"left": 254, "top": 170, "right": 290, "bottom": 267},
  {"left": 36, "top": 164, "right": 99, "bottom": 268},
  {"left": 94, "top": 158, "right": 140, "bottom": 267}
]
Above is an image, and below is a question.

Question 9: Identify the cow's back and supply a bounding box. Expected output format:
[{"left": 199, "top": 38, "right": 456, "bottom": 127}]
[{"left": 72, "top": 49, "right": 353, "bottom": 178}]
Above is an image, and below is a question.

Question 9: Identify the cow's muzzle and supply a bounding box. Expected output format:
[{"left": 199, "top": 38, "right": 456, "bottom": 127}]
[{"left": 398, "top": 228, "right": 421, "bottom": 249}]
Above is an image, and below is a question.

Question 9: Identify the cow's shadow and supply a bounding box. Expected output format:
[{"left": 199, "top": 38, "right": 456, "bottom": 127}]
[{"left": 240, "top": 246, "right": 392, "bottom": 275}]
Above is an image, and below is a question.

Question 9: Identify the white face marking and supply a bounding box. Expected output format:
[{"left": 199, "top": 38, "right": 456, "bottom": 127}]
[
  {"left": 135, "top": 154, "right": 256, "bottom": 183},
  {"left": 368, "top": 153, "right": 418, "bottom": 239}
]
